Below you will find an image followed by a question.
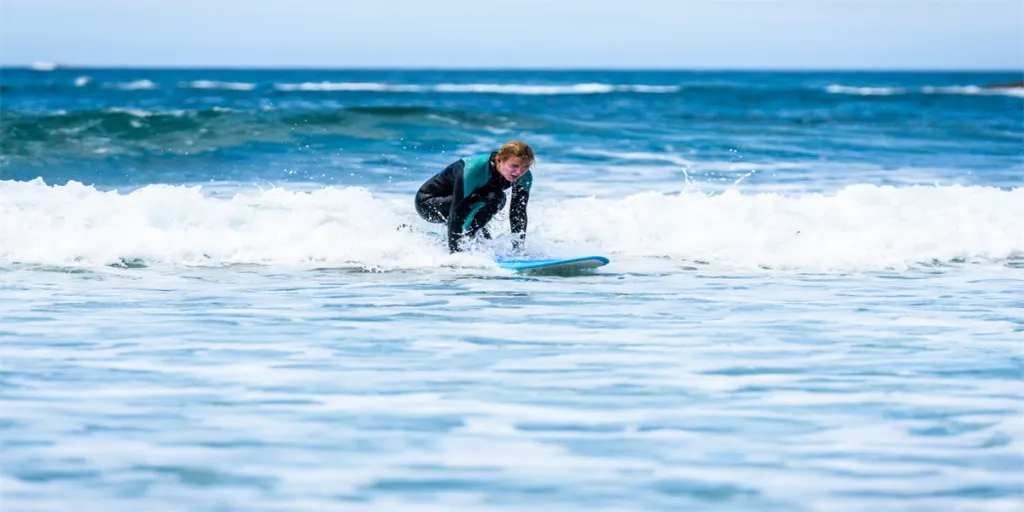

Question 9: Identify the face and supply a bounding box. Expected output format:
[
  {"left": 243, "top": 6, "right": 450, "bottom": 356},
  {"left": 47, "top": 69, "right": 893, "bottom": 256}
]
[{"left": 496, "top": 157, "right": 531, "bottom": 182}]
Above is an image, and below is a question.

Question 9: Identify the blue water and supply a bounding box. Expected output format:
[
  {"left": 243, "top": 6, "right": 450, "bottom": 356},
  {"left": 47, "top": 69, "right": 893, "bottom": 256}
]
[{"left": 1, "top": 68, "right": 1023, "bottom": 511}]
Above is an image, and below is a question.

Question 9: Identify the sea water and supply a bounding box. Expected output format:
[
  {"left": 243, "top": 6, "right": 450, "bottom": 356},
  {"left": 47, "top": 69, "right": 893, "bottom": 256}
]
[{"left": 1, "top": 69, "right": 1022, "bottom": 511}]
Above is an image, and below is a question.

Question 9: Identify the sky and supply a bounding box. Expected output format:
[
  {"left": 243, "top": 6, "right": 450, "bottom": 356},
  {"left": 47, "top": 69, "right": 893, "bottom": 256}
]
[{"left": 1, "top": 0, "right": 1022, "bottom": 70}]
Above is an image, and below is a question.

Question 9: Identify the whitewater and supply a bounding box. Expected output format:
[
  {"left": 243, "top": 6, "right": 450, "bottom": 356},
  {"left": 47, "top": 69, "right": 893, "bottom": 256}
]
[{"left": 2, "top": 179, "right": 1022, "bottom": 272}]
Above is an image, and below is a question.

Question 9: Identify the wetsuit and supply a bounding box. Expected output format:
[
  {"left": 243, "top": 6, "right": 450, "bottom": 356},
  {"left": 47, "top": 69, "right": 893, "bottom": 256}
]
[{"left": 415, "top": 151, "right": 532, "bottom": 253}]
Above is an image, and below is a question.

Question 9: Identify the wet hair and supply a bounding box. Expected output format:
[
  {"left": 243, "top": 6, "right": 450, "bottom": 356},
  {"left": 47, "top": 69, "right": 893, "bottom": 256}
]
[{"left": 496, "top": 140, "right": 535, "bottom": 166}]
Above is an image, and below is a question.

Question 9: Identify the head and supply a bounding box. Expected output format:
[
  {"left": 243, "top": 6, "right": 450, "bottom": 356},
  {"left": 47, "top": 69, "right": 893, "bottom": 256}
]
[{"left": 495, "top": 140, "right": 535, "bottom": 182}]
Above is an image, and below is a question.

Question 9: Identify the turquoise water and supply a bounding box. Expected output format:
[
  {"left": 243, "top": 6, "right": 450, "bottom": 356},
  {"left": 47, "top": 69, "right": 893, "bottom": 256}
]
[{"left": 1, "top": 68, "right": 1023, "bottom": 511}]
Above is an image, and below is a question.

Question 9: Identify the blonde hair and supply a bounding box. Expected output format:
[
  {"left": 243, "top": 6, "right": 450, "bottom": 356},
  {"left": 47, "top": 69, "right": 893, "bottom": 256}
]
[{"left": 496, "top": 140, "right": 535, "bottom": 166}]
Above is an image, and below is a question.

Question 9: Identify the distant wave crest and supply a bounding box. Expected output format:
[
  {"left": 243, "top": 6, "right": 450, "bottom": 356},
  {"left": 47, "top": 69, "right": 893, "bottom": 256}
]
[
  {"left": 273, "top": 82, "right": 683, "bottom": 95},
  {"left": 827, "top": 84, "right": 1024, "bottom": 98}
]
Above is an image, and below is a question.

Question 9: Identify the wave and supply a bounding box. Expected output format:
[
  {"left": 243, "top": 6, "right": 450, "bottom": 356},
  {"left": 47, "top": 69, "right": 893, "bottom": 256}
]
[
  {"left": 179, "top": 80, "right": 257, "bottom": 91},
  {"left": 0, "top": 79, "right": 758, "bottom": 97},
  {"left": 103, "top": 79, "right": 158, "bottom": 90},
  {"left": 827, "top": 84, "right": 1024, "bottom": 98},
  {"left": 0, "top": 108, "right": 237, "bottom": 158},
  {"left": 0, "top": 106, "right": 524, "bottom": 160},
  {"left": 2, "top": 79, "right": 683, "bottom": 95},
  {"left": 5, "top": 77, "right": 1020, "bottom": 98},
  {"left": 2, "top": 179, "right": 1021, "bottom": 272},
  {"left": 274, "top": 82, "right": 423, "bottom": 92},
  {"left": 272, "top": 82, "right": 683, "bottom": 95},
  {"left": 535, "top": 185, "right": 1024, "bottom": 271}
]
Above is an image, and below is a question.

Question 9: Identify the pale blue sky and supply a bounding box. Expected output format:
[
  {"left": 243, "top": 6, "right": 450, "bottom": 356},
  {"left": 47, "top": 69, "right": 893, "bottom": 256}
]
[{"left": 2, "top": 0, "right": 1021, "bottom": 69}]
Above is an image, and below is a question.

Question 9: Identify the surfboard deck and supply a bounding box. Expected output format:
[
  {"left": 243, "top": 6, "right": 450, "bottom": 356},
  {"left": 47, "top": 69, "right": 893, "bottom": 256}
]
[
  {"left": 401, "top": 226, "right": 609, "bottom": 274},
  {"left": 495, "top": 255, "right": 610, "bottom": 273}
]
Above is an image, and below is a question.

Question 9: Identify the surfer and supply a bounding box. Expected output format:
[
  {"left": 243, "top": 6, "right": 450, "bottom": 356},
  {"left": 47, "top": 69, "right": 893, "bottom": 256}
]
[{"left": 414, "top": 140, "right": 534, "bottom": 253}]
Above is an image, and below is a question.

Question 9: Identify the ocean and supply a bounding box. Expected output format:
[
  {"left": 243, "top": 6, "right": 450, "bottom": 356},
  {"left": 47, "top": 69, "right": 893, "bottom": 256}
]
[{"left": 1, "top": 68, "right": 1022, "bottom": 511}]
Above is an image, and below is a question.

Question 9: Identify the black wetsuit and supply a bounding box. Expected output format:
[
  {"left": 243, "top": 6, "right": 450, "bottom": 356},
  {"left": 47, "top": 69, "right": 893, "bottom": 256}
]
[{"left": 415, "top": 151, "right": 533, "bottom": 253}]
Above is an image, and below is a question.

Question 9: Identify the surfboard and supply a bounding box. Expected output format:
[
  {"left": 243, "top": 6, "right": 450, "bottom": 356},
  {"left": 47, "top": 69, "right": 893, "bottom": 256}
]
[
  {"left": 402, "top": 226, "right": 609, "bottom": 273},
  {"left": 495, "top": 255, "right": 610, "bottom": 273}
]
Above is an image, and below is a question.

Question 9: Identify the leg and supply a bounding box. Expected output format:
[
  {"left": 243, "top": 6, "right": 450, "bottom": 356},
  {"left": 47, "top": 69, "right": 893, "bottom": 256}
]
[
  {"left": 415, "top": 191, "right": 452, "bottom": 224},
  {"left": 447, "top": 191, "right": 507, "bottom": 253},
  {"left": 459, "top": 190, "right": 507, "bottom": 239}
]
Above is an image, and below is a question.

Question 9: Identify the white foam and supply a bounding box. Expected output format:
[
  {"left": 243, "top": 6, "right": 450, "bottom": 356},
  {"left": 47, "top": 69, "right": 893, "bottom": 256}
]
[
  {"left": 73, "top": 76, "right": 92, "bottom": 87},
  {"left": 180, "top": 80, "right": 256, "bottom": 91},
  {"left": 627, "top": 85, "right": 681, "bottom": 93},
  {"left": 826, "top": 85, "right": 905, "bottom": 96},
  {"left": 924, "top": 85, "right": 1024, "bottom": 98},
  {"left": 0, "top": 179, "right": 482, "bottom": 270},
  {"left": 105, "top": 80, "right": 157, "bottom": 90},
  {"left": 828, "top": 83, "right": 1024, "bottom": 98},
  {"left": 533, "top": 184, "right": 1024, "bottom": 271},
  {"left": 988, "top": 87, "right": 1024, "bottom": 98},
  {"left": 105, "top": 108, "right": 186, "bottom": 118},
  {"left": 106, "top": 107, "right": 155, "bottom": 118},
  {"left": 273, "top": 82, "right": 680, "bottom": 95},
  {"left": 1, "top": 180, "right": 1020, "bottom": 272},
  {"left": 274, "top": 82, "right": 426, "bottom": 92},
  {"left": 433, "top": 83, "right": 616, "bottom": 94}
]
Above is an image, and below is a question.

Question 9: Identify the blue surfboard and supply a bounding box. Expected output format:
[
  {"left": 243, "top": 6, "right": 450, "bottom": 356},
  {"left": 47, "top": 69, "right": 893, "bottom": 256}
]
[
  {"left": 407, "top": 228, "right": 609, "bottom": 273},
  {"left": 495, "top": 255, "right": 610, "bottom": 273}
]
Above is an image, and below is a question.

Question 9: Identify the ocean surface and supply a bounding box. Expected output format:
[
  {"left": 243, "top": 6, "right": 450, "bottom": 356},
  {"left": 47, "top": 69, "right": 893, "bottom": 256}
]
[{"left": 1, "top": 68, "right": 1022, "bottom": 511}]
